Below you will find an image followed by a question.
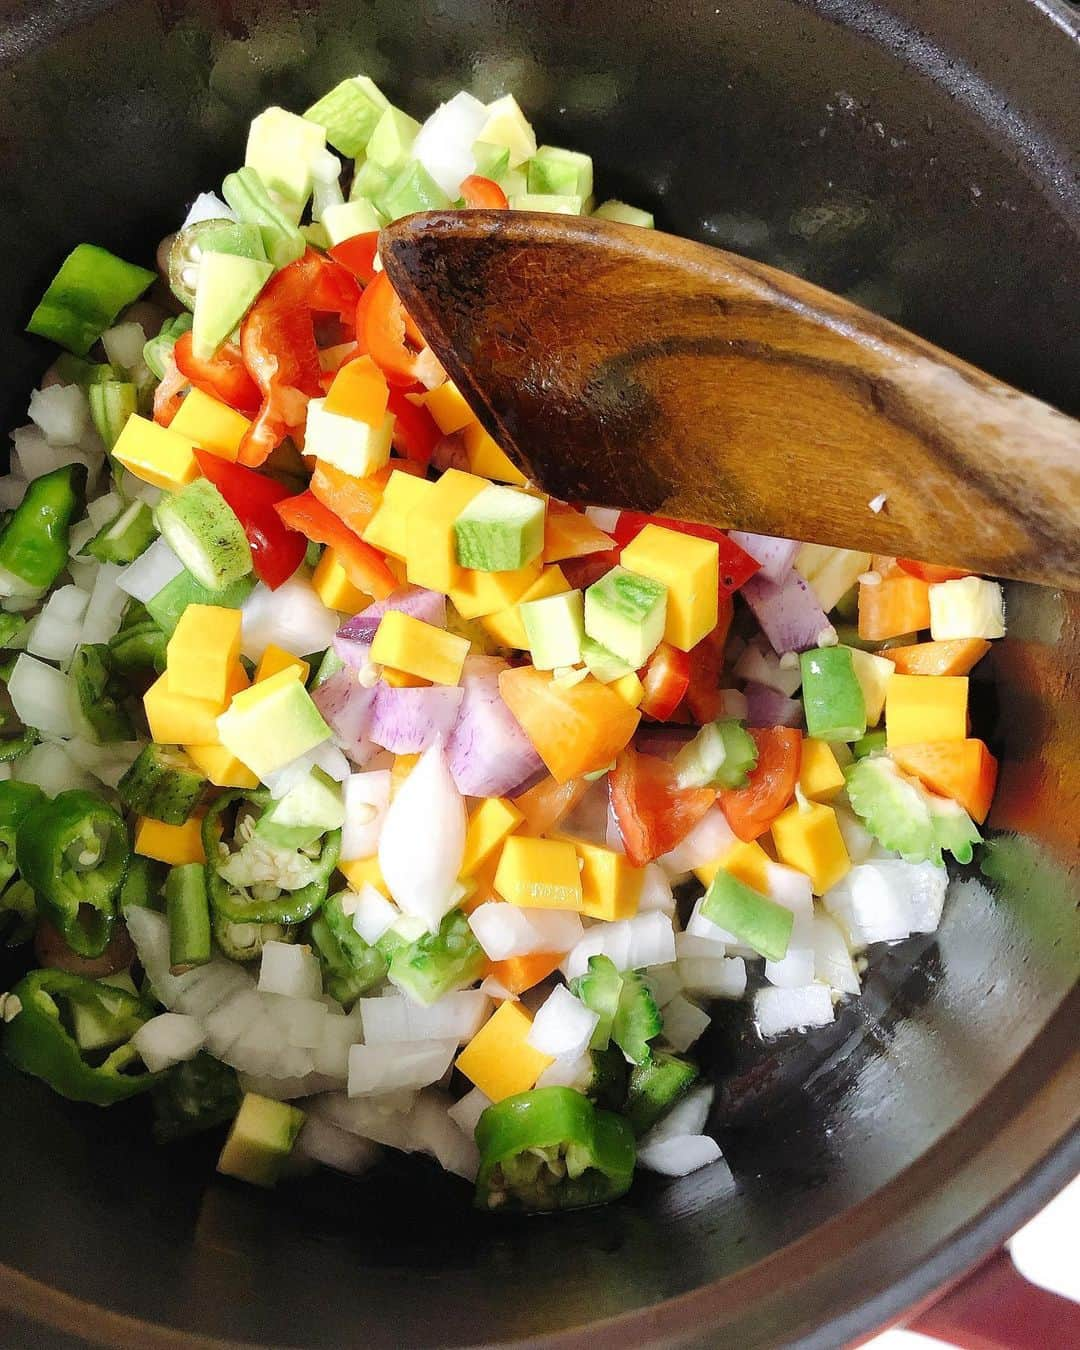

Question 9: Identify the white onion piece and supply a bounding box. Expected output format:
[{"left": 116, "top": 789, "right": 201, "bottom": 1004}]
[
  {"left": 754, "top": 984, "right": 835, "bottom": 1037},
  {"left": 86, "top": 492, "right": 123, "bottom": 529},
  {"left": 638, "top": 1134, "right": 725, "bottom": 1177},
  {"left": 241, "top": 576, "right": 340, "bottom": 661},
  {"left": 833, "top": 803, "right": 878, "bottom": 865},
  {"left": 28, "top": 385, "right": 90, "bottom": 445},
  {"left": 347, "top": 883, "right": 398, "bottom": 945},
  {"left": 312, "top": 1090, "right": 418, "bottom": 1149},
  {"left": 183, "top": 190, "right": 235, "bottom": 227},
  {"left": 8, "top": 654, "right": 85, "bottom": 738},
  {"left": 447, "top": 1086, "right": 491, "bottom": 1137},
  {"left": 101, "top": 322, "right": 146, "bottom": 372},
  {"left": 58, "top": 736, "right": 142, "bottom": 789},
  {"left": 638, "top": 863, "right": 675, "bottom": 914},
  {"left": 675, "top": 937, "right": 748, "bottom": 1000},
  {"left": 413, "top": 91, "right": 488, "bottom": 196},
  {"left": 0, "top": 474, "right": 26, "bottom": 510},
  {"left": 734, "top": 639, "right": 803, "bottom": 695},
  {"left": 535, "top": 1050, "right": 592, "bottom": 1091},
  {"left": 763, "top": 863, "right": 815, "bottom": 943},
  {"left": 468, "top": 902, "right": 584, "bottom": 961},
  {"left": 348, "top": 1039, "right": 458, "bottom": 1096},
  {"left": 131, "top": 1013, "right": 205, "bottom": 1073},
  {"left": 764, "top": 946, "right": 816, "bottom": 989},
  {"left": 80, "top": 562, "right": 127, "bottom": 644},
  {"left": 379, "top": 740, "right": 466, "bottom": 931},
  {"left": 823, "top": 860, "right": 946, "bottom": 951},
  {"left": 11, "top": 425, "right": 96, "bottom": 481},
  {"left": 562, "top": 912, "right": 676, "bottom": 979},
  {"left": 655, "top": 1083, "right": 715, "bottom": 1139},
  {"left": 658, "top": 806, "right": 737, "bottom": 880},
  {"left": 660, "top": 995, "right": 711, "bottom": 1052},
  {"left": 12, "top": 742, "right": 93, "bottom": 794},
  {"left": 117, "top": 537, "right": 184, "bottom": 603},
  {"left": 643, "top": 963, "right": 682, "bottom": 1008},
  {"left": 479, "top": 975, "right": 516, "bottom": 1002},
  {"left": 258, "top": 942, "right": 323, "bottom": 999},
  {"left": 341, "top": 770, "right": 392, "bottom": 860},
  {"left": 295, "top": 1115, "right": 381, "bottom": 1175},
  {"left": 526, "top": 985, "right": 598, "bottom": 1058},
  {"left": 358, "top": 991, "right": 490, "bottom": 1045},
  {"left": 27, "top": 586, "right": 89, "bottom": 661},
  {"left": 811, "top": 912, "right": 861, "bottom": 995},
  {"left": 409, "top": 1088, "right": 481, "bottom": 1180},
  {"left": 274, "top": 997, "right": 331, "bottom": 1048}
]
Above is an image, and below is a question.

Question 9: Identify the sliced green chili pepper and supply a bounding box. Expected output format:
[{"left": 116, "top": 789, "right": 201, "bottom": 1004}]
[
  {"left": 0, "top": 879, "right": 36, "bottom": 946},
  {"left": 152, "top": 1050, "right": 241, "bottom": 1143},
  {"left": 108, "top": 615, "right": 167, "bottom": 674},
  {"left": 119, "top": 854, "right": 164, "bottom": 913},
  {"left": 70, "top": 644, "right": 136, "bottom": 743},
  {"left": 0, "top": 464, "right": 87, "bottom": 597},
  {"left": 2, "top": 968, "right": 160, "bottom": 1104},
  {"left": 309, "top": 891, "right": 387, "bottom": 1004},
  {"left": 387, "top": 907, "right": 485, "bottom": 1005},
  {"left": 212, "top": 912, "right": 292, "bottom": 962},
  {"left": 26, "top": 244, "right": 155, "bottom": 356},
  {"left": 0, "top": 780, "right": 45, "bottom": 890},
  {"left": 143, "top": 313, "right": 193, "bottom": 380},
  {"left": 475, "top": 1087, "right": 636, "bottom": 1213},
  {"left": 51, "top": 353, "right": 123, "bottom": 388},
  {"left": 16, "top": 789, "right": 130, "bottom": 958},
  {"left": 203, "top": 790, "right": 340, "bottom": 926}
]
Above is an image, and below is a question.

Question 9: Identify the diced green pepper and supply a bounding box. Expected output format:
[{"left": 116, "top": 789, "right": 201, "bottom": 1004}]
[
  {"left": 800, "top": 646, "right": 866, "bottom": 742},
  {"left": 0, "top": 464, "right": 87, "bottom": 596},
  {"left": 387, "top": 907, "right": 485, "bottom": 1005},
  {"left": 0, "top": 613, "right": 28, "bottom": 650},
  {"left": 309, "top": 891, "right": 387, "bottom": 1004},
  {"left": 143, "top": 313, "right": 193, "bottom": 380},
  {"left": 0, "top": 879, "right": 36, "bottom": 946},
  {"left": 26, "top": 244, "right": 155, "bottom": 356},
  {"left": 624, "top": 1051, "right": 699, "bottom": 1136},
  {"left": 0, "top": 780, "right": 46, "bottom": 891},
  {"left": 701, "top": 869, "right": 793, "bottom": 962},
  {"left": 152, "top": 1050, "right": 241, "bottom": 1143},
  {"left": 146, "top": 567, "right": 255, "bottom": 637},
  {"left": 108, "top": 615, "right": 167, "bottom": 674},
  {"left": 52, "top": 353, "right": 123, "bottom": 388}
]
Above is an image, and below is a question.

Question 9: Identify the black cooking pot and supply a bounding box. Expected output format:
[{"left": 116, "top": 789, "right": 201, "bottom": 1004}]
[{"left": 0, "top": 1, "right": 1077, "bottom": 1346}]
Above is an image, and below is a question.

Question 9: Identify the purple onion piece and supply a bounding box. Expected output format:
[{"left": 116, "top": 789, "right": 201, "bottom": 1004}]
[
  {"left": 741, "top": 568, "right": 830, "bottom": 655},
  {"left": 369, "top": 684, "right": 464, "bottom": 754},
  {"left": 444, "top": 655, "right": 544, "bottom": 798},
  {"left": 632, "top": 725, "right": 697, "bottom": 759},
  {"left": 334, "top": 587, "right": 448, "bottom": 669},
  {"left": 743, "top": 680, "right": 804, "bottom": 729},
  {"left": 311, "top": 669, "right": 377, "bottom": 754},
  {"left": 728, "top": 532, "right": 800, "bottom": 584}
]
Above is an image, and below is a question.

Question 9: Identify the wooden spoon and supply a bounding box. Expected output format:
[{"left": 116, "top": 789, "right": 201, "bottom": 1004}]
[{"left": 380, "top": 210, "right": 1080, "bottom": 590}]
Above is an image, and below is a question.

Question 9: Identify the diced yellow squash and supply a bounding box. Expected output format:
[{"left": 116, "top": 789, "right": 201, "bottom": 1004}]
[
  {"left": 885, "top": 674, "right": 968, "bottom": 749},
  {"left": 619, "top": 523, "right": 719, "bottom": 651},
  {"left": 770, "top": 801, "right": 850, "bottom": 895},
  {"left": 338, "top": 855, "right": 390, "bottom": 896},
  {"left": 143, "top": 664, "right": 248, "bottom": 746},
  {"left": 555, "top": 837, "right": 642, "bottom": 921},
  {"left": 456, "top": 1000, "right": 553, "bottom": 1101},
  {"left": 462, "top": 421, "right": 528, "bottom": 486},
  {"left": 481, "top": 565, "right": 571, "bottom": 649},
  {"left": 405, "top": 468, "right": 488, "bottom": 592},
  {"left": 611, "top": 671, "right": 645, "bottom": 708},
  {"left": 166, "top": 604, "right": 242, "bottom": 704},
  {"left": 420, "top": 380, "right": 474, "bottom": 435},
  {"left": 185, "top": 742, "right": 259, "bottom": 789},
  {"left": 361, "top": 470, "right": 434, "bottom": 559},
  {"left": 169, "top": 387, "right": 251, "bottom": 462},
  {"left": 695, "top": 839, "right": 772, "bottom": 891},
  {"left": 461, "top": 797, "right": 522, "bottom": 877},
  {"left": 799, "top": 738, "right": 846, "bottom": 802},
  {"left": 254, "top": 645, "right": 309, "bottom": 685},
  {"left": 847, "top": 647, "right": 895, "bottom": 726},
  {"left": 494, "top": 835, "right": 584, "bottom": 910},
  {"left": 312, "top": 547, "right": 373, "bottom": 614},
  {"left": 449, "top": 559, "right": 543, "bottom": 621},
  {"left": 370, "top": 611, "right": 470, "bottom": 685},
  {"left": 134, "top": 813, "right": 207, "bottom": 865},
  {"left": 112, "top": 414, "right": 199, "bottom": 491}
]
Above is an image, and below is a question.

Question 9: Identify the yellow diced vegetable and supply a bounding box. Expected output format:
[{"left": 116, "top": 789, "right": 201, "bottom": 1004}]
[
  {"left": 169, "top": 387, "right": 251, "bottom": 462},
  {"left": 370, "top": 611, "right": 470, "bottom": 685},
  {"left": 184, "top": 742, "right": 259, "bottom": 789},
  {"left": 695, "top": 839, "right": 772, "bottom": 891},
  {"left": 480, "top": 565, "right": 570, "bottom": 649},
  {"left": 798, "top": 738, "right": 846, "bottom": 802},
  {"left": 312, "top": 546, "right": 372, "bottom": 614},
  {"left": 463, "top": 421, "right": 528, "bottom": 486},
  {"left": 166, "top": 604, "right": 242, "bottom": 704},
  {"left": 619, "top": 523, "right": 718, "bottom": 651},
  {"left": 611, "top": 671, "right": 644, "bottom": 708},
  {"left": 391, "top": 753, "right": 420, "bottom": 797},
  {"left": 420, "top": 380, "right": 475, "bottom": 435},
  {"left": 361, "top": 470, "right": 434, "bottom": 559},
  {"left": 558, "top": 838, "right": 642, "bottom": 921},
  {"left": 143, "top": 667, "right": 245, "bottom": 746},
  {"left": 456, "top": 1000, "right": 553, "bottom": 1101},
  {"left": 770, "top": 801, "right": 850, "bottom": 895},
  {"left": 847, "top": 646, "right": 895, "bottom": 725},
  {"left": 928, "top": 577, "right": 1006, "bottom": 640},
  {"left": 405, "top": 468, "right": 488, "bottom": 592},
  {"left": 111, "top": 414, "right": 199, "bottom": 491},
  {"left": 134, "top": 814, "right": 207, "bottom": 865},
  {"left": 494, "top": 835, "right": 584, "bottom": 910},
  {"left": 449, "top": 559, "right": 542, "bottom": 621},
  {"left": 885, "top": 674, "right": 968, "bottom": 748},
  {"left": 338, "top": 855, "right": 390, "bottom": 896},
  {"left": 461, "top": 797, "right": 522, "bottom": 877},
  {"left": 254, "top": 645, "right": 310, "bottom": 684},
  {"left": 381, "top": 667, "right": 430, "bottom": 688}
]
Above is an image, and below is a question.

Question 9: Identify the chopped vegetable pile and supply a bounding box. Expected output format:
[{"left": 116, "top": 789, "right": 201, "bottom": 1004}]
[{"left": 0, "top": 77, "right": 1006, "bottom": 1210}]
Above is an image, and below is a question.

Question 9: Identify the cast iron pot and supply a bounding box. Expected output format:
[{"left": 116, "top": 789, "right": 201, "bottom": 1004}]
[{"left": 0, "top": 1, "right": 1077, "bottom": 1345}]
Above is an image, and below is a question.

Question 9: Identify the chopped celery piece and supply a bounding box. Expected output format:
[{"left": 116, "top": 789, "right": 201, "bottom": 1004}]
[
  {"left": 471, "top": 140, "right": 511, "bottom": 182},
  {"left": 528, "top": 145, "right": 593, "bottom": 200},
  {"left": 844, "top": 756, "right": 980, "bottom": 865},
  {"left": 852, "top": 728, "right": 887, "bottom": 759},
  {"left": 300, "top": 222, "right": 331, "bottom": 251},
  {"left": 593, "top": 200, "right": 655, "bottom": 228},
  {"left": 222, "top": 167, "right": 306, "bottom": 270},
  {"left": 611, "top": 970, "right": 662, "bottom": 1065},
  {"left": 245, "top": 107, "right": 326, "bottom": 204},
  {"left": 674, "top": 719, "right": 759, "bottom": 790},
  {"left": 87, "top": 499, "right": 156, "bottom": 565},
  {"left": 365, "top": 105, "right": 421, "bottom": 171},
  {"left": 143, "top": 314, "right": 193, "bottom": 380},
  {"left": 88, "top": 381, "right": 137, "bottom": 453},
  {"left": 510, "top": 192, "right": 584, "bottom": 215},
  {"left": 701, "top": 870, "right": 793, "bottom": 961},
  {"left": 305, "top": 76, "right": 390, "bottom": 158},
  {"left": 376, "top": 159, "right": 451, "bottom": 222},
  {"left": 27, "top": 244, "right": 154, "bottom": 356},
  {"left": 800, "top": 646, "right": 866, "bottom": 742}
]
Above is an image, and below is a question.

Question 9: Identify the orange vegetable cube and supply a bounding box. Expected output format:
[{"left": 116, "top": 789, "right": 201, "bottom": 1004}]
[
  {"left": 858, "top": 575, "right": 931, "bottom": 641},
  {"left": 887, "top": 638, "right": 991, "bottom": 677},
  {"left": 487, "top": 951, "right": 565, "bottom": 996},
  {"left": 890, "top": 739, "right": 998, "bottom": 823},
  {"left": 456, "top": 1001, "right": 553, "bottom": 1101},
  {"left": 324, "top": 355, "right": 389, "bottom": 424},
  {"left": 543, "top": 505, "right": 615, "bottom": 562},
  {"left": 498, "top": 666, "right": 640, "bottom": 783}
]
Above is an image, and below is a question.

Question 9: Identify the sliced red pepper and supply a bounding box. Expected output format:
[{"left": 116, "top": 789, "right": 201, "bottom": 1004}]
[
  {"left": 612, "top": 511, "right": 760, "bottom": 593},
  {"left": 356, "top": 270, "right": 428, "bottom": 387},
  {"left": 239, "top": 251, "right": 362, "bottom": 467},
  {"left": 387, "top": 386, "right": 440, "bottom": 468},
  {"left": 639, "top": 642, "right": 691, "bottom": 722},
  {"left": 896, "top": 558, "right": 972, "bottom": 584},
  {"left": 609, "top": 745, "right": 716, "bottom": 867},
  {"left": 173, "top": 332, "right": 261, "bottom": 417},
  {"left": 459, "top": 175, "right": 509, "bottom": 209},
  {"left": 329, "top": 231, "right": 380, "bottom": 284},
  {"left": 152, "top": 358, "right": 188, "bottom": 428},
  {"left": 560, "top": 548, "right": 622, "bottom": 592},
  {"left": 194, "top": 451, "right": 306, "bottom": 590},
  {"left": 718, "top": 726, "right": 802, "bottom": 841},
  {"left": 274, "top": 491, "right": 398, "bottom": 599},
  {"left": 681, "top": 597, "right": 733, "bottom": 724}
]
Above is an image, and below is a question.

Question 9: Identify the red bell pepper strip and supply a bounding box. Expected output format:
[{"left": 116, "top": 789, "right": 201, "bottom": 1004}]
[
  {"left": 608, "top": 745, "right": 716, "bottom": 867},
  {"left": 459, "top": 175, "right": 509, "bottom": 209},
  {"left": 896, "top": 558, "right": 971, "bottom": 584},
  {"left": 612, "top": 511, "right": 760, "bottom": 593},
  {"left": 681, "top": 597, "right": 733, "bottom": 724},
  {"left": 559, "top": 548, "right": 622, "bottom": 592},
  {"left": 387, "top": 386, "right": 440, "bottom": 468},
  {"left": 239, "top": 251, "right": 362, "bottom": 467},
  {"left": 718, "top": 727, "right": 802, "bottom": 841},
  {"left": 329, "top": 231, "right": 380, "bottom": 284},
  {"left": 356, "top": 270, "right": 428, "bottom": 387},
  {"left": 194, "top": 451, "right": 306, "bottom": 590},
  {"left": 273, "top": 491, "right": 398, "bottom": 599},
  {"left": 638, "top": 642, "right": 691, "bottom": 722},
  {"left": 173, "top": 332, "right": 261, "bottom": 417},
  {"left": 152, "top": 357, "right": 188, "bottom": 428}
]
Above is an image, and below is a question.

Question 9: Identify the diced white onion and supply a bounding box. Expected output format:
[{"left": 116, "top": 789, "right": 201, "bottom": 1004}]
[
  {"left": 131, "top": 1012, "right": 205, "bottom": 1073},
  {"left": 258, "top": 942, "right": 324, "bottom": 999},
  {"left": 754, "top": 984, "right": 835, "bottom": 1037},
  {"left": 12, "top": 424, "right": 96, "bottom": 480},
  {"left": 117, "top": 537, "right": 184, "bottom": 603},
  {"left": 101, "top": 322, "right": 146, "bottom": 372},
  {"left": 28, "top": 385, "right": 90, "bottom": 445},
  {"left": 764, "top": 946, "right": 816, "bottom": 988},
  {"left": 241, "top": 576, "right": 340, "bottom": 661},
  {"left": 8, "top": 654, "right": 85, "bottom": 738},
  {"left": 658, "top": 806, "right": 737, "bottom": 879},
  {"left": 407, "top": 1089, "right": 481, "bottom": 1180},
  {"left": 87, "top": 491, "right": 123, "bottom": 529},
  {"left": 468, "top": 902, "right": 584, "bottom": 961},
  {"left": 526, "top": 985, "right": 598, "bottom": 1058},
  {"left": 0, "top": 474, "right": 27, "bottom": 510},
  {"left": 447, "top": 1086, "right": 491, "bottom": 1137},
  {"left": 348, "top": 883, "right": 398, "bottom": 945},
  {"left": 638, "top": 862, "right": 675, "bottom": 914},
  {"left": 347, "top": 1039, "right": 458, "bottom": 1096},
  {"left": 357, "top": 991, "right": 490, "bottom": 1045},
  {"left": 811, "top": 912, "right": 861, "bottom": 995},
  {"left": 676, "top": 952, "right": 747, "bottom": 1000},
  {"left": 660, "top": 994, "right": 711, "bottom": 1052},
  {"left": 643, "top": 963, "right": 683, "bottom": 1008},
  {"left": 379, "top": 741, "right": 466, "bottom": 932},
  {"left": 823, "top": 859, "right": 946, "bottom": 951},
  {"left": 80, "top": 562, "right": 127, "bottom": 644},
  {"left": 26, "top": 586, "right": 90, "bottom": 662},
  {"left": 183, "top": 191, "right": 236, "bottom": 227},
  {"left": 295, "top": 1115, "right": 381, "bottom": 1175},
  {"left": 413, "top": 91, "right": 488, "bottom": 196},
  {"left": 13, "top": 740, "right": 96, "bottom": 795},
  {"left": 638, "top": 1133, "right": 725, "bottom": 1177},
  {"left": 341, "top": 769, "right": 392, "bottom": 860},
  {"left": 562, "top": 911, "right": 676, "bottom": 979},
  {"left": 584, "top": 505, "right": 620, "bottom": 532}
]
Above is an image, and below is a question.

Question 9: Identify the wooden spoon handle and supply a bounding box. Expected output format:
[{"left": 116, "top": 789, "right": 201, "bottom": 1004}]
[{"left": 382, "top": 211, "right": 1080, "bottom": 589}]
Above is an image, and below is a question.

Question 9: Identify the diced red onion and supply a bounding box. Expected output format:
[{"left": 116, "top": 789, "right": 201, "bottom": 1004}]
[
  {"left": 728, "top": 532, "right": 799, "bottom": 584},
  {"left": 312, "top": 669, "right": 377, "bottom": 756},
  {"left": 633, "top": 724, "right": 696, "bottom": 759},
  {"left": 740, "top": 568, "right": 830, "bottom": 655},
  {"left": 370, "top": 684, "right": 464, "bottom": 754},
  {"left": 334, "top": 587, "right": 447, "bottom": 668},
  {"left": 444, "top": 656, "right": 544, "bottom": 797},
  {"left": 743, "top": 680, "right": 804, "bottom": 729}
]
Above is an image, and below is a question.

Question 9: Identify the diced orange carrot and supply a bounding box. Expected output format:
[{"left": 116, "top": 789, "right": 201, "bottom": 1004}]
[
  {"left": 514, "top": 775, "right": 591, "bottom": 837},
  {"left": 324, "top": 354, "right": 389, "bottom": 424},
  {"left": 543, "top": 503, "right": 615, "bottom": 562},
  {"left": 858, "top": 575, "right": 931, "bottom": 641},
  {"left": 499, "top": 667, "right": 641, "bottom": 782},
  {"left": 887, "top": 638, "right": 992, "bottom": 677},
  {"left": 488, "top": 951, "right": 565, "bottom": 996},
  {"left": 891, "top": 738, "right": 998, "bottom": 823}
]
